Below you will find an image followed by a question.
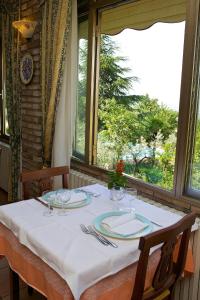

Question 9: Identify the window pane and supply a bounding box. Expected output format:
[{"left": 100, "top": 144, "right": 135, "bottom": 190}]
[
  {"left": 188, "top": 112, "right": 200, "bottom": 191},
  {"left": 74, "top": 20, "right": 88, "bottom": 157},
  {"left": 96, "top": 22, "right": 185, "bottom": 190}
]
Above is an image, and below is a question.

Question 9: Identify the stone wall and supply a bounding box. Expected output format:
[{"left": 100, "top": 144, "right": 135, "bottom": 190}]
[{"left": 20, "top": 0, "right": 43, "bottom": 171}]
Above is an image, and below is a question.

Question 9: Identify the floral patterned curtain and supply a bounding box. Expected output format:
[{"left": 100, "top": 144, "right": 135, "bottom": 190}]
[
  {"left": 2, "top": 5, "right": 21, "bottom": 201},
  {"left": 41, "top": 0, "right": 72, "bottom": 167}
]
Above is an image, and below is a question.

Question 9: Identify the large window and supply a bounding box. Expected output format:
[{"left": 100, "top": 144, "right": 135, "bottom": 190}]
[
  {"left": 96, "top": 23, "right": 184, "bottom": 190},
  {"left": 74, "top": 0, "right": 200, "bottom": 207}
]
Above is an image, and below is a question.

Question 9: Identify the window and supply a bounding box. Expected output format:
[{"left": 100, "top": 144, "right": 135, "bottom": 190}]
[
  {"left": 74, "top": 19, "right": 88, "bottom": 159},
  {"left": 96, "top": 23, "right": 185, "bottom": 191},
  {"left": 74, "top": 0, "right": 200, "bottom": 207},
  {"left": 186, "top": 29, "right": 200, "bottom": 198},
  {"left": 188, "top": 112, "right": 200, "bottom": 193},
  {"left": 0, "top": 34, "right": 9, "bottom": 140}
]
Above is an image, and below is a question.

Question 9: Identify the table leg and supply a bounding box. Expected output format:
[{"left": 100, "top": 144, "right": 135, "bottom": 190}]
[{"left": 9, "top": 267, "right": 19, "bottom": 300}]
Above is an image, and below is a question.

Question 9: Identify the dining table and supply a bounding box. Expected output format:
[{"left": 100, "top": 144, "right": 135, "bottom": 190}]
[{"left": 0, "top": 183, "right": 196, "bottom": 300}]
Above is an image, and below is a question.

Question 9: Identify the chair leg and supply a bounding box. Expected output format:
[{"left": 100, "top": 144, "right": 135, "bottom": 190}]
[
  {"left": 28, "top": 285, "right": 34, "bottom": 296},
  {"left": 9, "top": 267, "right": 19, "bottom": 300}
]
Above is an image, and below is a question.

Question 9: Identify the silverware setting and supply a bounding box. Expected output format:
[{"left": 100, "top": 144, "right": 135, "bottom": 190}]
[
  {"left": 88, "top": 225, "right": 118, "bottom": 248},
  {"left": 34, "top": 197, "right": 53, "bottom": 210},
  {"left": 150, "top": 220, "right": 163, "bottom": 227},
  {"left": 80, "top": 224, "right": 118, "bottom": 248},
  {"left": 80, "top": 224, "right": 108, "bottom": 245},
  {"left": 76, "top": 189, "right": 100, "bottom": 197}
]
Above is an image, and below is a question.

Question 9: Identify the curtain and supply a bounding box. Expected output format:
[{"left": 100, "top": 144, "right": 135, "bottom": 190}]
[
  {"left": 101, "top": 0, "right": 186, "bottom": 35},
  {"left": 2, "top": 7, "right": 21, "bottom": 202},
  {"left": 41, "top": 0, "right": 72, "bottom": 167},
  {"left": 52, "top": 0, "right": 77, "bottom": 177}
]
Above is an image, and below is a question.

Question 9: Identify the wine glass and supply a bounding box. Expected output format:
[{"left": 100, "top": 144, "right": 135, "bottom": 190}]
[
  {"left": 124, "top": 187, "right": 138, "bottom": 213},
  {"left": 57, "top": 190, "right": 71, "bottom": 216},
  {"left": 42, "top": 191, "right": 54, "bottom": 217}
]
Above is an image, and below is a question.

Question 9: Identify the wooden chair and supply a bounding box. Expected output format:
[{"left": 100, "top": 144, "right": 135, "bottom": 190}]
[
  {"left": 131, "top": 212, "right": 196, "bottom": 300},
  {"left": 21, "top": 166, "right": 69, "bottom": 200}
]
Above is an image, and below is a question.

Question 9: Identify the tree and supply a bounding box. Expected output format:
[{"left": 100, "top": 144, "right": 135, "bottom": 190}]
[
  {"left": 99, "top": 35, "right": 137, "bottom": 103},
  {"left": 135, "top": 95, "right": 178, "bottom": 164},
  {"left": 78, "top": 34, "right": 179, "bottom": 190},
  {"left": 98, "top": 95, "right": 178, "bottom": 182},
  {"left": 78, "top": 35, "right": 138, "bottom": 107},
  {"left": 189, "top": 119, "right": 200, "bottom": 189},
  {"left": 98, "top": 98, "right": 140, "bottom": 160}
]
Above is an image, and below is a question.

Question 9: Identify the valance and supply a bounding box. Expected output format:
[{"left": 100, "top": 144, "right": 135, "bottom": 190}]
[{"left": 101, "top": 0, "right": 186, "bottom": 35}]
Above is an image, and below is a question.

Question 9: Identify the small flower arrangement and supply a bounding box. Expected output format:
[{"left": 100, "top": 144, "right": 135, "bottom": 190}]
[{"left": 107, "top": 160, "right": 127, "bottom": 189}]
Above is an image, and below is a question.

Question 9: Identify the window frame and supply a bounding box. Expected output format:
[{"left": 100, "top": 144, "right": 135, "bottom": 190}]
[
  {"left": 0, "top": 35, "right": 9, "bottom": 143},
  {"left": 73, "top": 0, "right": 200, "bottom": 212}
]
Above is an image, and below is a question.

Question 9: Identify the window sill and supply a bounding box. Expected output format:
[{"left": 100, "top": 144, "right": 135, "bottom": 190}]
[{"left": 71, "top": 157, "right": 200, "bottom": 214}]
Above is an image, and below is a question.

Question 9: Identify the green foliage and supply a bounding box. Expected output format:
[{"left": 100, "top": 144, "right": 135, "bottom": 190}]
[
  {"left": 107, "top": 171, "right": 127, "bottom": 189},
  {"left": 136, "top": 95, "right": 178, "bottom": 146},
  {"left": 189, "top": 120, "right": 200, "bottom": 189},
  {"left": 78, "top": 33, "right": 180, "bottom": 191},
  {"left": 139, "top": 166, "right": 163, "bottom": 184},
  {"left": 99, "top": 98, "right": 140, "bottom": 158},
  {"left": 99, "top": 35, "right": 137, "bottom": 101}
]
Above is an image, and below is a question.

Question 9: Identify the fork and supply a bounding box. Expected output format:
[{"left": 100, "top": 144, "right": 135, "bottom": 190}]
[
  {"left": 80, "top": 224, "right": 108, "bottom": 246},
  {"left": 88, "top": 226, "right": 118, "bottom": 248},
  {"left": 76, "top": 189, "right": 100, "bottom": 197}
]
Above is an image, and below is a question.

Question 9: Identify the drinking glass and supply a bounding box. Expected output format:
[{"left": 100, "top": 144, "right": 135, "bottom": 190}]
[
  {"left": 110, "top": 187, "right": 125, "bottom": 210},
  {"left": 42, "top": 191, "right": 54, "bottom": 217},
  {"left": 110, "top": 187, "right": 124, "bottom": 201},
  {"left": 57, "top": 190, "right": 71, "bottom": 216},
  {"left": 124, "top": 187, "right": 138, "bottom": 213}
]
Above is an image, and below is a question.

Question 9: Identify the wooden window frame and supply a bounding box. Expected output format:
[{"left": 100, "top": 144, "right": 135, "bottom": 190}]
[
  {"left": 73, "top": 0, "right": 200, "bottom": 213},
  {"left": 0, "top": 35, "right": 9, "bottom": 143}
]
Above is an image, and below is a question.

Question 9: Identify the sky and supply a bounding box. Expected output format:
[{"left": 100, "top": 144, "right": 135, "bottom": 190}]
[{"left": 110, "top": 22, "right": 185, "bottom": 111}]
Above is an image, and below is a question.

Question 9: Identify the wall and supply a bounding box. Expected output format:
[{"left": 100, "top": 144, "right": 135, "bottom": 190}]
[{"left": 20, "top": 0, "right": 43, "bottom": 171}]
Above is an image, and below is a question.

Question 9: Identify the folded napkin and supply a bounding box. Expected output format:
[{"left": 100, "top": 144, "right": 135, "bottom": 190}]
[
  {"left": 68, "top": 192, "right": 86, "bottom": 204},
  {"left": 40, "top": 191, "right": 86, "bottom": 205},
  {"left": 102, "top": 213, "right": 148, "bottom": 237}
]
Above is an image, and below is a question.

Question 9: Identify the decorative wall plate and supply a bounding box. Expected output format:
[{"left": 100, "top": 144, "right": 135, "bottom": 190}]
[{"left": 20, "top": 53, "right": 34, "bottom": 84}]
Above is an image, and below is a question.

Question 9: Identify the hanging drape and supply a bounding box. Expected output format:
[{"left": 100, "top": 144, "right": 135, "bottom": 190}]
[
  {"left": 2, "top": 7, "right": 21, "bottom": 202},
  {"left": 41, "top": 0, "right": 72, "bottom": 167},
  {"left": 52, "top": 0, "right": 77, "bottom": 179}
]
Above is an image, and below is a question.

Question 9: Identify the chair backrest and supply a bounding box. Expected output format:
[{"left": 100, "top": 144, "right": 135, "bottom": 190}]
[
  {"left": 132, "top": 212, "right": 196, "bottom": 300},
  {"left": 21, "top": 166, "right": 69, "bottom": 199}
]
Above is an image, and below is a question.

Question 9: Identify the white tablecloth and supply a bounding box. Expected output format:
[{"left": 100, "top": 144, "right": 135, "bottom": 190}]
[{"left": 0, "top": 184, "right": 184, "bottom": 299}]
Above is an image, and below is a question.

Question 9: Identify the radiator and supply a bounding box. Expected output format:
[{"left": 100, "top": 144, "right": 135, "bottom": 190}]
[
  {"left": 69, "top": 169, "right": 200, "bottom": 300},
  {"left": 174, "top": 228, "right": 200, "bottom": 300},
  {"left": 69, "top": 170, "right": 106, "bottom": 189},
  {"left": 0, "top": 142, "right": 10, "bottom": 192}
]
